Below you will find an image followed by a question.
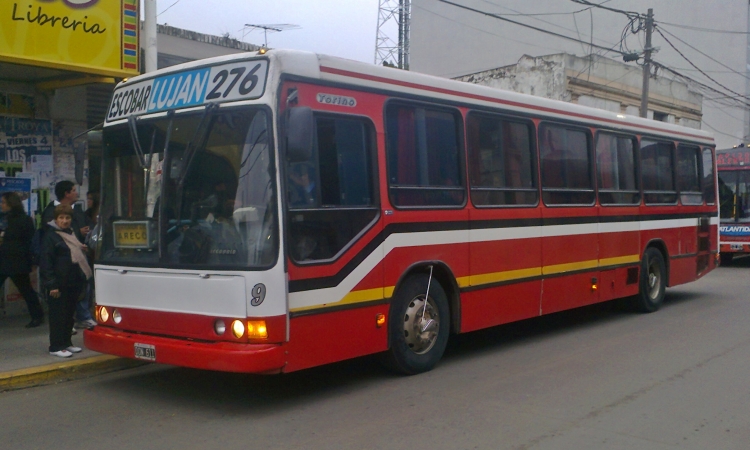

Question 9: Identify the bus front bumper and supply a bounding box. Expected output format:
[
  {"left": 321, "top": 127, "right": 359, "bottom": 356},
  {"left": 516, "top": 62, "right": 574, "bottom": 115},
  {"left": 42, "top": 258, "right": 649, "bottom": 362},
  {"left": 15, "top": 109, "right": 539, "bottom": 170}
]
[{"left": 84, "top": 326, "right": 286, "bottom": 374}]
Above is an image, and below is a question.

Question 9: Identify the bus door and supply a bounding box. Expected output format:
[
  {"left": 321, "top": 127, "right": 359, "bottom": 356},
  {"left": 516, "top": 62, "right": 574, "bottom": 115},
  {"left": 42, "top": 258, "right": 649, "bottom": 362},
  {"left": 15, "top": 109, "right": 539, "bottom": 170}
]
[{"left": 282, "top": 89, "right": 385, "bottom": 371}]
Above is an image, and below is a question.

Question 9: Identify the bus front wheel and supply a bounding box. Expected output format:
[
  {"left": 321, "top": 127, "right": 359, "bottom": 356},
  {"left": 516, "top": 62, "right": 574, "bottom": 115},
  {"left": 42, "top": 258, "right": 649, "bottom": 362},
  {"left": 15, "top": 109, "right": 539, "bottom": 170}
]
[
  {"left": 632, "top": 247, "right": 666, "bottom": 313},
  {"left": 381, "top": 273, "right": 450, "bottom": 375}
]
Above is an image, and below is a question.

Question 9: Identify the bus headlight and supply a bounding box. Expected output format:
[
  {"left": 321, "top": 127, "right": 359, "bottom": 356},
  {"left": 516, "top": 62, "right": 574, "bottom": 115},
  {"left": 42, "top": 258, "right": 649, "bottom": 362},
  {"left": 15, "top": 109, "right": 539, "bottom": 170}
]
[
  {"left": 231, "top": 320, "right": 245, "bottom": 338},
  {"left": 98, "top": 306, "right": 109, "bottom": 323},
  {"left": 112, "top": 309, "right": 122, "bottom": 324},
  {"left": 214, "top": 319, "right": 226, "bottom": 335},
  {"left": 247, "top": 320, "right": 268, "bottom": 339}
]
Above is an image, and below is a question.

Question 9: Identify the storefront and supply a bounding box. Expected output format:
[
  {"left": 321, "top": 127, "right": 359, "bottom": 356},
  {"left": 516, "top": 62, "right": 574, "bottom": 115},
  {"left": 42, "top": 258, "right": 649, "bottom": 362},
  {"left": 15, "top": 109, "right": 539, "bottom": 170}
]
[{"left": 0, "top": 0, "right": 140, "bottom": 314}]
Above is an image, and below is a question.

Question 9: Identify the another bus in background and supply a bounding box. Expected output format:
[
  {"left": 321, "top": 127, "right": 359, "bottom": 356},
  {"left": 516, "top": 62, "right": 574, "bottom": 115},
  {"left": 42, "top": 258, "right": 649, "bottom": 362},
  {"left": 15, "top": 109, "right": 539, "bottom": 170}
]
[{"left": 718, "top": 146, "right": 750, "bottom": 264}]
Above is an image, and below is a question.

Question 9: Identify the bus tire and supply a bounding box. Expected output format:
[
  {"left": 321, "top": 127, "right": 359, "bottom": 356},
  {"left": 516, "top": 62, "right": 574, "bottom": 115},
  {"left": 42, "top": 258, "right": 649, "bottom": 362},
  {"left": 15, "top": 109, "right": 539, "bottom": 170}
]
[
  {"left": 632, "top": 247, "right": 666, "bottom": 313},
  {"left": 381, "top": 273, "right": 450, "bottom": 375},
  {"left": 720, "top": 253, "right": 733, "bottom": 265}
]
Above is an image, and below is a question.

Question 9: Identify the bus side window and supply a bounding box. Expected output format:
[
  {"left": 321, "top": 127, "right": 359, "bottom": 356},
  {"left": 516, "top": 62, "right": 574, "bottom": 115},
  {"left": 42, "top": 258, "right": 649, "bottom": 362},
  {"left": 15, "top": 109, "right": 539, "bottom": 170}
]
[
  {"left": 286, "top": 114, "right": 378, "bottom": 263},
  {"left": 701, "top": 148, "right": 715, "bottom": 205},
  {"left": 596, "top": 133, "right": 639, "bottom": 205},
  {"left": 467, "top": 112, "right": 537, "bottom": 206},
  {"left": 676, "top": 144, "right": 703, "bottom": 205},
  {"left": 385, "top": 102, "right": 465, "bottom": 207},
  {"left": 641, "top": 140, "right": 677, "bottom": 204},
  {"left": 540, "top": 124, "right": 594, "bottom": 205}
]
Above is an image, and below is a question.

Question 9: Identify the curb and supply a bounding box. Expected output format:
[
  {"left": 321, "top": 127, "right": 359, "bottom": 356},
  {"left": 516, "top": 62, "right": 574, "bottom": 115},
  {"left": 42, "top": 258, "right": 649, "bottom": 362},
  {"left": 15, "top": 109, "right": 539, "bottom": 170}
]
[{"left": 0, "top": 355, "right": 147, "bottom": 392}]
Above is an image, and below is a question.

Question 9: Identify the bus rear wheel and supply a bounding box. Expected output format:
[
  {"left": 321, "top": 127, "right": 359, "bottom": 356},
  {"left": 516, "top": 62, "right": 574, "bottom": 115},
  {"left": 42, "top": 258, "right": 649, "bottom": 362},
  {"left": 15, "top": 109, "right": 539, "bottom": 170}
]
[
  {"left": 381, "top": 273, "right": 450, "bottom": 375},
  {"left": 632, "top": 247, "right": 666, "bottom": 313},
  {"left": 720, "top": 253, "right": 733, "bottom": 265}
]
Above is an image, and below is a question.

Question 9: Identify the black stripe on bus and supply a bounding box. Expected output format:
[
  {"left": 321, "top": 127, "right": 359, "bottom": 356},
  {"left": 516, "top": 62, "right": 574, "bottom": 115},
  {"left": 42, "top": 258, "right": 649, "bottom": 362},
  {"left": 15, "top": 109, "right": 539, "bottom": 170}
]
[{"left": 288, "top": 212, "right": 713, "bottom": 293}]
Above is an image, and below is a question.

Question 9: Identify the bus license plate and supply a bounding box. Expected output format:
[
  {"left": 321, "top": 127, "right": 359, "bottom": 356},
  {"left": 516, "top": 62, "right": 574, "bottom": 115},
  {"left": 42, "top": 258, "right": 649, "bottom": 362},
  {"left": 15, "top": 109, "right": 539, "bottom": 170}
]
[
  {"left": 134, "top": 343, "right": 156, "bottom": 361},
  {"left": 730, "top": 243, "right": 744, "bottom": 251}
]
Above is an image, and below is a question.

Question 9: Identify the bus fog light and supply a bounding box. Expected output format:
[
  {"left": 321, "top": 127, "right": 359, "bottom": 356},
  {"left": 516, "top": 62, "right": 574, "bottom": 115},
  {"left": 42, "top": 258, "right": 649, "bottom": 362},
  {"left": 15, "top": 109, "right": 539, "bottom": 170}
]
[
  {"left": 112, "top": 309, "right": 122, "bottom": 324},
  {"left": 99, "top": 306, "right": 109, "bottom": 323},
  {"left": 247, "top": 320, "right": 268, "bottom": 339},
  {"left": 231, "top": 320, "right": 245, "bottom": 338},
  {"left": 214, "top": 320, "right": 226, "bottom": 335}
]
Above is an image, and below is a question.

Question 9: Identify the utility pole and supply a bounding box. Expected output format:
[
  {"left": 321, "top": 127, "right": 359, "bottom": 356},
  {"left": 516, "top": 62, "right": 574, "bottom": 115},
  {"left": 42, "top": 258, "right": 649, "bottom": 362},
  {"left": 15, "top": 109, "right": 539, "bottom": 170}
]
[
  {"left": 640, "top": 8, "right": 654, "bottom": 118},
  {"left": 143, "top": 0, "right": 157, "bottom": 73}
]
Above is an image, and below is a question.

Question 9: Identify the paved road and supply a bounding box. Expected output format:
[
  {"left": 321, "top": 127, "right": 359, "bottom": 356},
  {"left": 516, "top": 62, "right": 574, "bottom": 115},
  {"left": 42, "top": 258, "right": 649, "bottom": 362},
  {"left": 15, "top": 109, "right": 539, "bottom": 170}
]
[{"left": 3, "top": 259, "right": 750, "bottom": 450}]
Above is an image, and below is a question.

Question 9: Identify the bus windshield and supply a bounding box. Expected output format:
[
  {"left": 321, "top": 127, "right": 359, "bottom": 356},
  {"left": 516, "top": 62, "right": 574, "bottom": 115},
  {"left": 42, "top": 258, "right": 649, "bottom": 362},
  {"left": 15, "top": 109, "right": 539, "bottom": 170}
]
[
  {"left": 98, "top": 106, "right": 278, "bottom": 269},
  {"left": 719, "top": 170, "right": 750, "bottom": 222}
]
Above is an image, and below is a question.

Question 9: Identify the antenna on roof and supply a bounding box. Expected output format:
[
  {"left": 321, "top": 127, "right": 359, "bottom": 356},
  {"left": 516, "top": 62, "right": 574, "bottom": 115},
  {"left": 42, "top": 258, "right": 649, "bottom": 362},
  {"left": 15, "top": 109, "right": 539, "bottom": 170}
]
[{"left": 243, "top": 24, "right": 301, "bottom": 48}]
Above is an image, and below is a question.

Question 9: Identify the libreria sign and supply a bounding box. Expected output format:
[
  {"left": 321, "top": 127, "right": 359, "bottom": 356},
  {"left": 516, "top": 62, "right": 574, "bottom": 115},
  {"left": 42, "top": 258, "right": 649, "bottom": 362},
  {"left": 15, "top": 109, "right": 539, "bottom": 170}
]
[{"left": 107, "top": 59, "right": 269, "bottom": 122}]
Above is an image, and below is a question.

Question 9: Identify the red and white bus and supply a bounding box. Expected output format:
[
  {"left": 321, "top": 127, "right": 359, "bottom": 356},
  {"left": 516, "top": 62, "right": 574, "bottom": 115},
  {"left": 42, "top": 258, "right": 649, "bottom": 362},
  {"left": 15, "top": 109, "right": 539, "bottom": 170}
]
[
  {"left": 718, "top": 146, "right": 750, "bottom": 263},
  {"left": 85, "top": 49, "right": 718, "bottom": 375}
]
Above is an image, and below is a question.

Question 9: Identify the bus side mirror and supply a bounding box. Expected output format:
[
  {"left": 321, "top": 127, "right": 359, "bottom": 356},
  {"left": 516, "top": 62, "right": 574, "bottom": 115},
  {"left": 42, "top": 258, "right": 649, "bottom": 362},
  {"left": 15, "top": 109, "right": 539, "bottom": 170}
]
[
  {"left": 74, "top": 129, "right": 102, "bottom": 185},
  {"left": 286, "top": 106, "right": 313, "bottom": 162},
  {"left": 74, "top": 142, "right": 85, "bottom": 185}
]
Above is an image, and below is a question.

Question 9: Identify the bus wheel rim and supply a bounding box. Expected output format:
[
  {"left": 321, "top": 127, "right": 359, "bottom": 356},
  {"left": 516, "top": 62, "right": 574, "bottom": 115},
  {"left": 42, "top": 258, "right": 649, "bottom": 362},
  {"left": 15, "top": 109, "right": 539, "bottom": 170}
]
[
  {"left": 647, "top": 261, "right": 661, "bottom": 299},
  {"left": 403, "top": 295, "right": 439, "bottom": 355}
]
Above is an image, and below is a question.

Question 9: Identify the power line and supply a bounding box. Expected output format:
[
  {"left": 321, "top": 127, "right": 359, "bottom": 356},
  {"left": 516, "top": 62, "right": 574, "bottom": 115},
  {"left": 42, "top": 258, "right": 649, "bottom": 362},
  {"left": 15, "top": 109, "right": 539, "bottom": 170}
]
[
  {"left": 655, "top": 25, "right": 750, "bottom": 83},
  {"left": 657, "top": 21, "right": 750, "bottom": 35},
  {"left": 157, "top": 0, "right": 183, "bottom": 17},
  {"left": 653, "top": 27, "right": 750, "bottom": 103},
  {"left": 569, "top": 0, "right": 641, "bottom": 19},
  {"left": 436, "top": 0, "right": 629, "bottom": 57},
  {"left": 652, "top": 61, "right": 750, "bottom": 109}
]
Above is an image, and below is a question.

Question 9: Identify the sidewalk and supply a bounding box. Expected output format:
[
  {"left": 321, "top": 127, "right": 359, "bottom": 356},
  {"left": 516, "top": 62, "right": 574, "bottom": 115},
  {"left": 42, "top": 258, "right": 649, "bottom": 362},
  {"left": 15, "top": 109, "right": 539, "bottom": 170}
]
[{"left": 0, "top": 314, "right": 144, "bottom": 391}]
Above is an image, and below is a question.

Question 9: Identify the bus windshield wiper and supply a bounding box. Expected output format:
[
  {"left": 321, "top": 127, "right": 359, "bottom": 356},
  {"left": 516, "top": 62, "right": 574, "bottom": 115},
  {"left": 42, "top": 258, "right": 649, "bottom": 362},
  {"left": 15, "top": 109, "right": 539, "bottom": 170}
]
[
  {"left": 173, "top": 103, "right": 219, "bottom": 226},
  {"left": 176, "top": 103, "right": 218, "bottom": 188}
]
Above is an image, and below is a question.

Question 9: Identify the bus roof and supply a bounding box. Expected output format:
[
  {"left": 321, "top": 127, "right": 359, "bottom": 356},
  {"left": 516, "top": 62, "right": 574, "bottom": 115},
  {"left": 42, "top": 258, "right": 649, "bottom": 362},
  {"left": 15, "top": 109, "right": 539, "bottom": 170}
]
[
  {"left": 717, "top": 147, "right": 750, "bottom": 167},
  {"left": 108, "top": 48, "right": 715, "bottom": 145}
]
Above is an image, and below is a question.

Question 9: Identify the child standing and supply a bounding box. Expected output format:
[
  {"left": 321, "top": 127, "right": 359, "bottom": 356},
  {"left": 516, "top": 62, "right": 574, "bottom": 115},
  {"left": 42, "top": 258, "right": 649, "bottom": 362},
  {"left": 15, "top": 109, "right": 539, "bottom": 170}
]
[{"left": 40, "top": 205, "right": 93, "bottom": 358}]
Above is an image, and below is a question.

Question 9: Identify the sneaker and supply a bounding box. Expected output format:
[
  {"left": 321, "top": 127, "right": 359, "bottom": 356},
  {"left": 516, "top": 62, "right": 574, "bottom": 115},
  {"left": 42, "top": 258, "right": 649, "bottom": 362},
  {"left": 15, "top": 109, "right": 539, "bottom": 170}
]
[
  {"left": 66, "top": 346, "right": 83, "bottom": 353},
  {"left": 75, "top": 319, "right": 97, "bottom": 330},
  {"left": 50, "top": 350, "right": 73, "bottom": 358}
]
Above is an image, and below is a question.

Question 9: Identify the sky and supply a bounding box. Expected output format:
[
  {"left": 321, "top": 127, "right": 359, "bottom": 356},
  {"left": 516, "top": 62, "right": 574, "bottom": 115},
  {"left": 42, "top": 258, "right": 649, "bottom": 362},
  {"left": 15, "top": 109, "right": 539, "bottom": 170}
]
[{"left": 155, "top": 0, "right": 381, "bottom": 63}]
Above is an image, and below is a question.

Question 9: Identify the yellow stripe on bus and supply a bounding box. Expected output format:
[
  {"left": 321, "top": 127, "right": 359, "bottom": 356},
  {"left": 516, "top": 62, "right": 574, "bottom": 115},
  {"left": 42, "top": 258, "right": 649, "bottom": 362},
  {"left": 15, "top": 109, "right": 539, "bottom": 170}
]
[{"left": 290, "top": 254, "right": 641, "bottom": 313}]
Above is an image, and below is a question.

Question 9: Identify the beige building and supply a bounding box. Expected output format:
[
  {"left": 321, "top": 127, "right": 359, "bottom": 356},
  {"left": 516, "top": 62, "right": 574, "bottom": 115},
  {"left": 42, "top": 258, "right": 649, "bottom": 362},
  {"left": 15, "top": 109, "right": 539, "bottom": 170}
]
[{"left": 455, "top": 53, "right": 702, "bottom": 129}]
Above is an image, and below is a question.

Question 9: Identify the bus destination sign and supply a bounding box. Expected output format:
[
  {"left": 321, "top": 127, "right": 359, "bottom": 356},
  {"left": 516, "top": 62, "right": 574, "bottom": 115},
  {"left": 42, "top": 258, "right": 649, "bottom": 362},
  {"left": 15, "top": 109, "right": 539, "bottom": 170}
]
[{"left": 106, "top": 59, "right": 269, "bottom": 122}]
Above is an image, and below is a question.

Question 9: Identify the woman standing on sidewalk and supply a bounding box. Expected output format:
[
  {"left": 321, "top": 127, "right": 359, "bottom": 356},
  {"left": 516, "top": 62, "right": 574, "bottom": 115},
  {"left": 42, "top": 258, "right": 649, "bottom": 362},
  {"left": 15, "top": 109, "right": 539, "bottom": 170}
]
[
  {"left": 40, "top": 205, "right": 92, "bottom": 358},
  {"left": 0, "top": 192, "right": 44, "bottom": 328}
]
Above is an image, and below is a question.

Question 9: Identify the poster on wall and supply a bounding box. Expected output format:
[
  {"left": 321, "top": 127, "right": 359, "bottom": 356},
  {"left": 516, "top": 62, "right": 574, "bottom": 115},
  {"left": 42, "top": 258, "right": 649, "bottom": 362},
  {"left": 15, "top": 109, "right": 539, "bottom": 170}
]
[
  {"left": 0, "top": 177, "right": 32, "bottom": 214},
  {"left": 0, "top": 117, "right": 53, "bottom": 188}
]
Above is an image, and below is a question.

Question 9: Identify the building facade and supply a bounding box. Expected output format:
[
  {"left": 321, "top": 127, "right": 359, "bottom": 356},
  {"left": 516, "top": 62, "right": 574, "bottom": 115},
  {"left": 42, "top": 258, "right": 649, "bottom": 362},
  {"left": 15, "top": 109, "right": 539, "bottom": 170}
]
[{"left": 455, "top": 53, "right": 702, "bottom": 129}]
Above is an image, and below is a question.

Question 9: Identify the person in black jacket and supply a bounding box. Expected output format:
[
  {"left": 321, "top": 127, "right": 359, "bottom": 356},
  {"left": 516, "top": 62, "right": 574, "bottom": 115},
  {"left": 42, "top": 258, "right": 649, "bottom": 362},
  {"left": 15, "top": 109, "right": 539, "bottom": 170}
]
[
  {"left": 40, "top": 204, "right": 93, "bottom": 358},
  {"left": 0, "top": 192, "right": 44, "bottom": 328}
]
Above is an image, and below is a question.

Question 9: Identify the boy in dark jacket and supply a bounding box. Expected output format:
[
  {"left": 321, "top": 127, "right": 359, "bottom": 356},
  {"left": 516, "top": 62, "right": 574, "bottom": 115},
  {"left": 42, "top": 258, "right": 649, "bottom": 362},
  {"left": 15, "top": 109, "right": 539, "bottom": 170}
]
[{"left": 40, "top": 205, "right": 93, "bottom": 358}]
